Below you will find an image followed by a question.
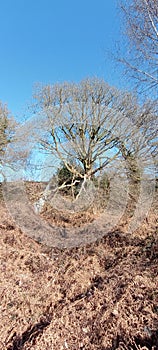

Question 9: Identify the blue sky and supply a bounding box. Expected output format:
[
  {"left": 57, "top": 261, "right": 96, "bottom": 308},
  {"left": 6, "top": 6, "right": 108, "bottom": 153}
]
[{"left": 0, "top": 0, "right": 123, "bottom": 120}]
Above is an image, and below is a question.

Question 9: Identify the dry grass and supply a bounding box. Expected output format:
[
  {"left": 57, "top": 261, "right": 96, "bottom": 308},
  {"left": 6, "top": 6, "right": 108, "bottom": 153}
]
[{"left": 0, "top": 183, "right": 157, "bottom": 350}]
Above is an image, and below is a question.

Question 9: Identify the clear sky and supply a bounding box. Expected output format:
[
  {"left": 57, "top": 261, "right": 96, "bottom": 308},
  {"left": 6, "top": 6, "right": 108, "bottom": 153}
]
[{"left": 0, "top": 0, "right": 123, "bottom": 120}]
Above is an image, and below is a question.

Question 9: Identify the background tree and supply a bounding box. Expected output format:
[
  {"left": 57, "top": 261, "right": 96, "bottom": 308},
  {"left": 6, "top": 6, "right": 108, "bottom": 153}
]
[
  {"left": 117, "top": 0, "right": 158, "bottom": 178},
  {"left": 0, "top": 101, "right": 16, "bottom": 179},
  {"left": 0, "top": 101, "right": 31, "bottom": 182},
  {"left": 0, "top": 102, "right": 12, "bottom": 157},
  {"left": 119, "top": 0, "right": 158, "bottom": 97}
]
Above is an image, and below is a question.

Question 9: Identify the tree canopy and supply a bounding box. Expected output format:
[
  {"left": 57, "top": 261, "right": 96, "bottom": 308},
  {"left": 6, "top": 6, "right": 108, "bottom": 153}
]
[
  {"left": 32, "top": 79, "right": 135, "bottom": 180},
  {"left": 30, "top": 78, "right": 155, "bottom": 188}
]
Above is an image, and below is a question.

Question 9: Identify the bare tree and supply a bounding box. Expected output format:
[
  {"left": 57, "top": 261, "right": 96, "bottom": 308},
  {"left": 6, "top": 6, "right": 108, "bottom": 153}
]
[
  {"left": 119, "top": 0, "right": 158, "bottom": 97},
  {"left": 0, "top": 101, "right": 17, "bottom": 179},
  {"left": 32, "top": 79, "right": 139, "bottom": 177},
  {"left": 27, "top": 78, "right": 155, "bottom": 212},
  {"left": 0, "top": 102, "right": 12, "bottom": 156},
  {"left": 117, "top": 1, "right": 158, "bottom": 178},
  {"left": 0, "top": 101, "right": 31, "bottom": 182}
]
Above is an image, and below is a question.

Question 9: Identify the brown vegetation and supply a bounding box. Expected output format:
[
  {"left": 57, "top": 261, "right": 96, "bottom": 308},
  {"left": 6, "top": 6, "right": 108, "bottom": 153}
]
[{"left": 0, "top": 183, "right": 157, "bottom": 350}]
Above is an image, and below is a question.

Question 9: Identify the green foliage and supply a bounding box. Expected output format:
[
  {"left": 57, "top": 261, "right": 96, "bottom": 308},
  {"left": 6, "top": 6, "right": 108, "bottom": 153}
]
[
  {"left": 56, "top": 162, "right": 85, "bottom": 197},
  {"left": 56, "top": 162, "right": 111, "bottom": 200},
  {"left": 57, "top": 162, "right": 73, "bottom": 187}
]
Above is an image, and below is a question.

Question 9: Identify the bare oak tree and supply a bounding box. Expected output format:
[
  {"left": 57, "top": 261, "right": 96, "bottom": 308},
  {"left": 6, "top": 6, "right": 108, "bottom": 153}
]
[
  {"left": 32, "top": 79, "right": 138, "bottom": 177},
  {"left": 28, "top": 78, "right": 155, "bottom": 212}
]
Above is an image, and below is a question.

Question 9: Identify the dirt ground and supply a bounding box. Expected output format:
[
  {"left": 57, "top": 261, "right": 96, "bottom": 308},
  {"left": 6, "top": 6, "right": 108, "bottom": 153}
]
[{"left": 0, "top": 184, "right": 158, "bottom": 350}]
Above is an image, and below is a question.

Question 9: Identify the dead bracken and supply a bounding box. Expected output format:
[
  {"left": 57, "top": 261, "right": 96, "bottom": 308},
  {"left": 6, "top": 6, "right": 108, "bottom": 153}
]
[{"left": 0, "top": 187, "right": 157, "bottom": 350}]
